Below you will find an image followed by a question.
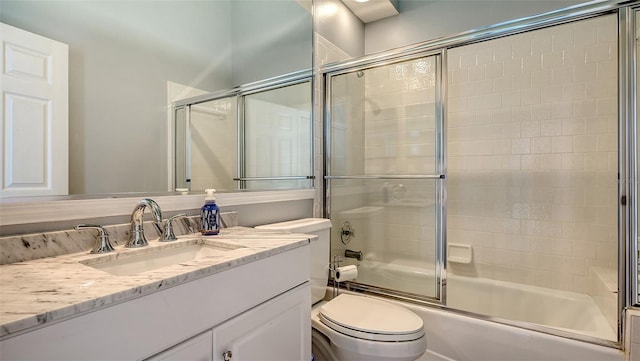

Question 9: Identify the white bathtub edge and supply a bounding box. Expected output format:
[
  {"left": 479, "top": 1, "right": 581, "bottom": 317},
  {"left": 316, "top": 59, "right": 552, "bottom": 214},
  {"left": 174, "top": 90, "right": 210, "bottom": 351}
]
[{"left": 326, "top": 288, "right": 623, "bottom": 361}]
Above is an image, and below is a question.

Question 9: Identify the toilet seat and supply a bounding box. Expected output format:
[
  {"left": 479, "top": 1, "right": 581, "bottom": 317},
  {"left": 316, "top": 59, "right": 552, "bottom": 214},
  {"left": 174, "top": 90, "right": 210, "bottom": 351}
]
[{"left": 318, "top": 294, "right": 425, "bottom": 342}]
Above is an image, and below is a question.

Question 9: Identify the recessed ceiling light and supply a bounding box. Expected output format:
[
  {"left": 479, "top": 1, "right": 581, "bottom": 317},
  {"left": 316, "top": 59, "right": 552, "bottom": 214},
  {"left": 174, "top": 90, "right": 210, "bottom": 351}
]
[
  {"left": 317, "top": 2, "right": 338, "bottom": 17},
  {"left": 342, "top": 0, "right": 399, "bottom": 23}
]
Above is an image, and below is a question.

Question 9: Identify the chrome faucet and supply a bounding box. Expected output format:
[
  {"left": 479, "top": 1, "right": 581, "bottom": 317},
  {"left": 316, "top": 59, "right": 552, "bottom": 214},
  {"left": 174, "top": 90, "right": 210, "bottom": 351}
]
[
  {"left": 160, "top": 213, "right": 187, "bottom": 242},
  {"left": 75, "top": 224, "right": 115, "bottom": 254},
  {"left": 126, "top": 198, "right": 163, "bottom": 248}
]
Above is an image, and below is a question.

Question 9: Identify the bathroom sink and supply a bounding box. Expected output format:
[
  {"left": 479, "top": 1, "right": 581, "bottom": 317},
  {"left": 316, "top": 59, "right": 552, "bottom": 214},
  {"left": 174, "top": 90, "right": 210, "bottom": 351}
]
[{"left": 80, "top": 240, "right": 246, "bottom": 276}]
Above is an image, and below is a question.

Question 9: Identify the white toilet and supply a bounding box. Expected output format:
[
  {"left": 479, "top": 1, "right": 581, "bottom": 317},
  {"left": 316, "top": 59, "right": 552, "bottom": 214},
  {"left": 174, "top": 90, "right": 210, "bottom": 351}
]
[{"left": 256, "top": 218, "right": 427, "bottom": 361}]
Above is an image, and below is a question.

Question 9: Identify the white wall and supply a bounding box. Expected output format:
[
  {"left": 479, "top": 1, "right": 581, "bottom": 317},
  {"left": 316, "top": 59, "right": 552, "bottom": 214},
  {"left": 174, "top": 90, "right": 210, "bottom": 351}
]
[
  {"left": 230, "top": 0, "right": 312, "bottom": 85},
  {"left": 365, "top": 0, "right": 587, "bottom": 54},
  {"left": 315, "top": 0, "right": 365, "bottom": 59}
]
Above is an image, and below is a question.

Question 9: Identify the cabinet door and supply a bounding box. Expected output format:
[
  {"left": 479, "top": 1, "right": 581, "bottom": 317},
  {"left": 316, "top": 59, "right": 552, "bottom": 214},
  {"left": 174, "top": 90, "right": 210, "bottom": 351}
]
[
  {"left": 213, "top": 283, "right": 311, "bottom": 361},
  {"left": 146, "top": 330, "right": 213, "bottom": 361}
]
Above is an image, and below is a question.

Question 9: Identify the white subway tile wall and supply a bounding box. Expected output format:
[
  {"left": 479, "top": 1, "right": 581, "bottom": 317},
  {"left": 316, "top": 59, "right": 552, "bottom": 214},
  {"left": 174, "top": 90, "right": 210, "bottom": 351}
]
[
  {"left": 447, "top": 15, "right": 617, "bottom": 294},
  {"left": 324, "top": 14, "right": 618, "bottom": 302},
  {"left": 359, "top": 56, "right": 439, "bottom": 263},
  {"left": 325, "top": 54, "right": 439, "bottom": 293}
]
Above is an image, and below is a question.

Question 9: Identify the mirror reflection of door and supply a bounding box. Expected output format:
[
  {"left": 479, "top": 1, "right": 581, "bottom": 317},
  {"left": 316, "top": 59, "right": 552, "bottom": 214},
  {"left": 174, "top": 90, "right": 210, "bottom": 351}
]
[
  {"left": 242, "top": 81, "right": 313, "bottom": 190},
  {"left": 0, "top": 23, "right": 69, "bottom": 197}
]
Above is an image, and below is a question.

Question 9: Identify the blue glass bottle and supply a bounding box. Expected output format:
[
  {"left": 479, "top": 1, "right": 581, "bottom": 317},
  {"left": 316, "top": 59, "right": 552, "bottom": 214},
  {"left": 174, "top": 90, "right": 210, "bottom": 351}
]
[{"left": 200, "top": 189, "right": 220, "bottom": 235}]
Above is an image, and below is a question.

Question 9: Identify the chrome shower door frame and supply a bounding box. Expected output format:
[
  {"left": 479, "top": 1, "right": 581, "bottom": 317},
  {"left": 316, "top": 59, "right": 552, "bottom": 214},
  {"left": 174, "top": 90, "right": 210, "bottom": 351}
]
[
  {"left": 321, "top": 0, "right": 633, "bottom": 349},
  {"left": 323, "top": 49, "right": 447, "bottom": 304}
]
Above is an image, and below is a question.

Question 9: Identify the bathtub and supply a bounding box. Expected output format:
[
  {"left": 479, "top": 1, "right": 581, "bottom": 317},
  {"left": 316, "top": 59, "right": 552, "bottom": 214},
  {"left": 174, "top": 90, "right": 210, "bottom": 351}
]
[{"left": 351, "top": 259, "right": 621, "bottom": 360}]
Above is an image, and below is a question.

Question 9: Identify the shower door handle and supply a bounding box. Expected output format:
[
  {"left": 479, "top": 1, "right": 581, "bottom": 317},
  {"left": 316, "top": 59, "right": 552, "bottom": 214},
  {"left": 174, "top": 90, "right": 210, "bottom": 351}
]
[{"left": 325, "top": 174, "right": 445, "bottom": 179}]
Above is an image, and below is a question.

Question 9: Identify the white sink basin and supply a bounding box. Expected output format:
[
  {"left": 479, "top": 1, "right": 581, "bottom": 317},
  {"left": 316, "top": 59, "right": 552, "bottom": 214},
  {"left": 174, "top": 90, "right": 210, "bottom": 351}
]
[{"left": 81, "top": 240, "right": 246, "bottom": 276}]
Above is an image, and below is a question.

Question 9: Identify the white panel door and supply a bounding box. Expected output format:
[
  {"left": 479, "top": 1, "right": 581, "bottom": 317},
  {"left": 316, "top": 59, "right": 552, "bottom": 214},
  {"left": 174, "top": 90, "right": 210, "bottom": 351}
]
[{"left": 0, "top": 23, "right": 68, "bottom": 197}]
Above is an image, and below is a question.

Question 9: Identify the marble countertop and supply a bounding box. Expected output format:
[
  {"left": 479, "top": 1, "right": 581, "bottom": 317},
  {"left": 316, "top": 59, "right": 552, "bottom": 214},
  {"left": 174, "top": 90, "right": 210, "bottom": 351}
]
[{"left": 0, "top": 227, "right": 311, "bottom": 339}]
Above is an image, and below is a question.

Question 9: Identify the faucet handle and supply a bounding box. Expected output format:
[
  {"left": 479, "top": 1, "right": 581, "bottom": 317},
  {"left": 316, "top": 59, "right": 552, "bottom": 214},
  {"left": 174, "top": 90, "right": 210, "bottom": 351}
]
[
  {"left": 161, "top": 214, "right": 187, "bottom": 242},
  {"left": 75, "top": 224, "right": 115, "bottom": 254}
]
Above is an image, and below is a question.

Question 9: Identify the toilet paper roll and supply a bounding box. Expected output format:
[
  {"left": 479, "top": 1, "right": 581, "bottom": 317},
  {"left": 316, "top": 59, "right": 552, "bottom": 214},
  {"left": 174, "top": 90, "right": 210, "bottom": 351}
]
[{"left": 334, "top": 265, "right": 358, "bottom": 282}]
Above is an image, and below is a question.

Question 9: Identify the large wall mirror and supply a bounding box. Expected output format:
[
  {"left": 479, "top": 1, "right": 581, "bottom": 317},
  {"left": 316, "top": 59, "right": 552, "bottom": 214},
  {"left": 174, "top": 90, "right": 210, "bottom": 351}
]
[{"left": 0, "top": 0, "right": 312, "bottom": 198}]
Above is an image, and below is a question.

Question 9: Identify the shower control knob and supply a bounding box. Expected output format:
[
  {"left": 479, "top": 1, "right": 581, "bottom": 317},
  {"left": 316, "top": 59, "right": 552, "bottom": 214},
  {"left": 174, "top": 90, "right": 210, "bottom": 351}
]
[{"left": 340, "top": 221, "right": 354, "bottom": 245}]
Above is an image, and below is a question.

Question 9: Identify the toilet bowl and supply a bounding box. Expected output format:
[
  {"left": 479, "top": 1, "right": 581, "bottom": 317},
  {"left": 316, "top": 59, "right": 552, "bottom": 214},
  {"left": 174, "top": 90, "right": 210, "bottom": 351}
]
[
  {"left": 312, "top": 294, "right": 427, "bottom": 361},
  {"left": 256, "top": 218, "right": 427, "bottom": 361}
]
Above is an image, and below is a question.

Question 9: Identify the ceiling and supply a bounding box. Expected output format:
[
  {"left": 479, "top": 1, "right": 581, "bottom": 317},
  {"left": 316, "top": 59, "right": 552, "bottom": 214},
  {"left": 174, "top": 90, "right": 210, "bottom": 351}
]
[{"left": 340, "top": 0, "right": 399, "bottom": 23}]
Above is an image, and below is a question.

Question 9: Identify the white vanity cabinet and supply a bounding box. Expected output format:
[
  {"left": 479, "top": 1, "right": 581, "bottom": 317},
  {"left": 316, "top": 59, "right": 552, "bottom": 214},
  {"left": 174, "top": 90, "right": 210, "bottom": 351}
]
[
  {"left": 147, "top": 331, "right": 214, "bottom": 361},
  {"left": 147, "top": 283, "right": 310, "bottom": 361},
  {"left": 212, "top": 282, "right": 310, "bottom": 361},
  {"left": 0, "top": 244, "right": 311, "bottom": 361}
]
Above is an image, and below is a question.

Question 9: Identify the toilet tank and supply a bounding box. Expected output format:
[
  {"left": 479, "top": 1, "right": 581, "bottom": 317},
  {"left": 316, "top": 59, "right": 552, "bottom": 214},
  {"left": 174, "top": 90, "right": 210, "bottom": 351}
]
[{"left": 255, "top": 218, "right": 331, "bottom": 304}]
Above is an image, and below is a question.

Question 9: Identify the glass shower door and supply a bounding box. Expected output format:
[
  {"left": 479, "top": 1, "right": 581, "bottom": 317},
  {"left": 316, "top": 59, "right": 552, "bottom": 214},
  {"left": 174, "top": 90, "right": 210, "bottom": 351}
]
[
  {"left": 446, "top": 15, "right": 618, "bottom": 341},
  {"left": 325, "top": 54, "right": 443, "bottom": 300}
]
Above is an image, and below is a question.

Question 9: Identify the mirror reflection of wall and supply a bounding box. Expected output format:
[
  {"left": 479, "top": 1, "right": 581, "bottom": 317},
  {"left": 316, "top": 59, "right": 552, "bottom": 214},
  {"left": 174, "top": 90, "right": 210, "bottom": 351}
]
[
  {"left": 231, "top": 1, "right": 312, "bottom": 85},
  {"left": 314, "top": 0, "right": 365, "bottom": 65},
  {"left": 0, "top": 0, "right": 312, "bottom": 196}
]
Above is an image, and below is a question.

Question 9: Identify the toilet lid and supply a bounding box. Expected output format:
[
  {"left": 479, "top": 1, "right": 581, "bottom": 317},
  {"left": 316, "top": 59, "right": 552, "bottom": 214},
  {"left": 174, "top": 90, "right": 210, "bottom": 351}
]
[{"left": 319, "top": 294, "right": 425, "bottom": 342}]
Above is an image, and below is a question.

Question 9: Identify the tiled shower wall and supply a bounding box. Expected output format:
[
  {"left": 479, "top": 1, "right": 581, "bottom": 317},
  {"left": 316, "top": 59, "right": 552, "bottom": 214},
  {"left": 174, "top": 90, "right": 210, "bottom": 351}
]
[
  {"left": 326, "top": 14, "right": 618, "bottom": 296},
  {"left": 328, "top": 56, "right": 439, "bottom": 271},
  {"left": 446, "top": 15, "right": 618, "bottom": 293},
  {"left": 363, "top": 57, "right": 437, "bottom": 175},
  {"left": 359, "top": 57, "right": 438, "bottom": 263}
]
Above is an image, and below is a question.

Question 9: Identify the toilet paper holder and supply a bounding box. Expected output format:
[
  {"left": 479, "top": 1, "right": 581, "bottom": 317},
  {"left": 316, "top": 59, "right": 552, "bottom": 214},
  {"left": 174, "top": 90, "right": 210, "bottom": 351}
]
[
  {"left": 329, "top": 255, "right": 359, "bottom": 298},
  {"left": 330, "top": 255, "right": 342, "bottom": 297},
  {"left": 329, "top": 254, "right": 342, "bottom": 298}
]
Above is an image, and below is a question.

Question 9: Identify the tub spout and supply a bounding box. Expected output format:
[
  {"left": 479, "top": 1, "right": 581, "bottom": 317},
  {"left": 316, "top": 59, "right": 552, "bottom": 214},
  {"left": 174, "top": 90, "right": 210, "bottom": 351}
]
[{"left": 345, "top": 249, "right": 363, "bottom": 261}]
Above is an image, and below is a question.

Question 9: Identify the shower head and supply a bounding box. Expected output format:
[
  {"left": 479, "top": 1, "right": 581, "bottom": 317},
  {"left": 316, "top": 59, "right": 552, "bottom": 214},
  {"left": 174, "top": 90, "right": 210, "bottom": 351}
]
[{"left": 356, "top": 70, "right": 364, "bottom": 78}]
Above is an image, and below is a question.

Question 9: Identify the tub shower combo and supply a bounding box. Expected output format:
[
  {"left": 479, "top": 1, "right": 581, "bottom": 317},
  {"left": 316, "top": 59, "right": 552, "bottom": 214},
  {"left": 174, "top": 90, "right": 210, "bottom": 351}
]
[{"left": 323, "top": 3, "right": 637, "bottom": 351}]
